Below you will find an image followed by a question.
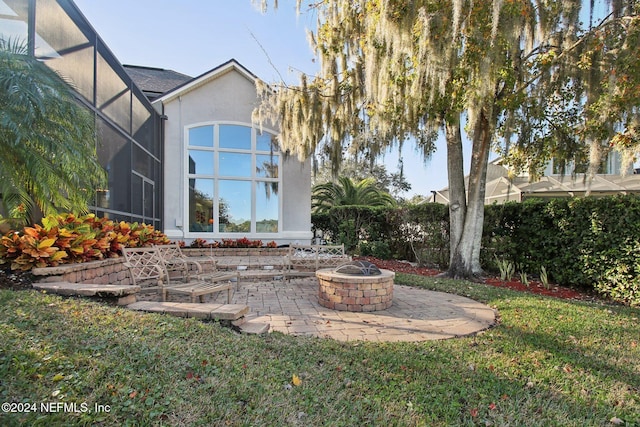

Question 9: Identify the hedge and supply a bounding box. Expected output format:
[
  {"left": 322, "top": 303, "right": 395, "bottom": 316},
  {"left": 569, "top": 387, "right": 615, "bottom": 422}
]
[{"left": 312, "top": 195, "right": 640, "bottom": 306}]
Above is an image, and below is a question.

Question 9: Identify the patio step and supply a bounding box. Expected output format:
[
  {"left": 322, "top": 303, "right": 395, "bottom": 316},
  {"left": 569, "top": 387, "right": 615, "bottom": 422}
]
[
  {"left": 238, "top": 269, "right": 285, "bottom": 281},
  {"left": 33, "top": 281, "right": 140, "bottom": 306},
  {"left": 127, "top": 301, "right": 249, "bottom": 320},
  {"left": 232, "top": 318, "right": 270, "bottom": 335}
]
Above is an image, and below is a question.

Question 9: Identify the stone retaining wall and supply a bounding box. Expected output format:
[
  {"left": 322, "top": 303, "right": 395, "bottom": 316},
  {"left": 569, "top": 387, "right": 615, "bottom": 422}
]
[
  {"left": 32, "top": 258, "right": 130, "bottom": 285},
  {"left": 30, "top": 248, "right": 289, "bottom": 285},
  {"left": 184, "top": 248, "right": 289, "bottom": 257}
]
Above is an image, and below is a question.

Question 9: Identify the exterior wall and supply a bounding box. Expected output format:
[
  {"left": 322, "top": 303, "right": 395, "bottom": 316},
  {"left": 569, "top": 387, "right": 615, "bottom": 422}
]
[{"left": 158, "top": 66, "right": 312, "bottom": 245}]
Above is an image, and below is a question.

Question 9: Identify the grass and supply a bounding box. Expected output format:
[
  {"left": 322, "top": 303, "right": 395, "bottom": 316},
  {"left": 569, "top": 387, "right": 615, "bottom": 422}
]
[{"left": 0, "top": 274, "right": 638, "bottom": 426}]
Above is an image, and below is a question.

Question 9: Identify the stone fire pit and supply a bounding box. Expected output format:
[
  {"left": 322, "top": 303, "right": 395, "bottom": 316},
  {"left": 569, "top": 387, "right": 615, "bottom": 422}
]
[{"left": 316, "top": 261, "right": 394, "bottom": 312}]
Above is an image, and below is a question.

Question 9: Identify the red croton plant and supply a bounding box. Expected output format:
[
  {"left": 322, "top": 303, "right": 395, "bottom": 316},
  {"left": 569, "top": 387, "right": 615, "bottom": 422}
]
[{"left": 0, "top": 213, "right": 169, "bottom": 271}]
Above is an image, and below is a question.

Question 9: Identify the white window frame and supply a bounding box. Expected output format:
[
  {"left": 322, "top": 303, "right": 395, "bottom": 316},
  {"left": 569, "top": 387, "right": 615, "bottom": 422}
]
[{"left": 184, "top": 121, "right": 282, "bottom": 238}]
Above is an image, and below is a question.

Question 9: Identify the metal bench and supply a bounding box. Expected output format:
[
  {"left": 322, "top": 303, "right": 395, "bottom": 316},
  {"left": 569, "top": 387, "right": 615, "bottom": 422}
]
[
  {"left": 154, "top": 243, "right": 216, "bottom": 282},
  {"left": 283, "top": 244, "right": 352, "bottom": 280},
  {"left": 122, "top": 247, "right": 238, "bottom": 303}
]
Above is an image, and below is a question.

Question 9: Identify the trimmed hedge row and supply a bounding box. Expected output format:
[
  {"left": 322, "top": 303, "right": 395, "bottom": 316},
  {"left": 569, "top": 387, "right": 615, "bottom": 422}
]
[
  {"left": 312, "top": 195, "right": 640, "bottom": 306},
  {"left": 484, "top": 196, "right": 640, "bottom": 306}
]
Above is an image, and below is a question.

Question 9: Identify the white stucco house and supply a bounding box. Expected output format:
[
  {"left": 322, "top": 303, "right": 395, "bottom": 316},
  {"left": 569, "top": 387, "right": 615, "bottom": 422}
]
[{"left": 126, "top": 60, "right": 313, "bottom": 244}]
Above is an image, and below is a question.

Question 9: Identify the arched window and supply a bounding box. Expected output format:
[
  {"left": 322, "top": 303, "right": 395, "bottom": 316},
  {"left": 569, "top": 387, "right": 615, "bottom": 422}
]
[{"left": 186, "top": 123, "right": 280, "bottom": 235}]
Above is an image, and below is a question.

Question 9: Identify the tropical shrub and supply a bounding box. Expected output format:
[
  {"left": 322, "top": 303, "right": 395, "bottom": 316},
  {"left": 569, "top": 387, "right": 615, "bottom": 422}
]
[
  {"left": 187, "top": 238, "right": 275, "bottom": 249},
  {"left": 0, "top": 40, "right": 107, "bottom": 219},
  {"left": 482, "top": 195, "right": 640, "bottom": 306},
  {"left": 357, "top": 240, "right": 392, "bottom": 259},
  {"left": 313, "top": 196, "right": 640, "bottom": 305},
  {"left": 0, "top": 213, "right": 169, "bottom": 271},
  {"left": 312, "top": 177, "right": 396, "bottom": 214}
]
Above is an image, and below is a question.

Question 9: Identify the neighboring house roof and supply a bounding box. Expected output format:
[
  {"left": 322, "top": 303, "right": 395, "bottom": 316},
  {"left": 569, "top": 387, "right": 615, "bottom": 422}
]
[
  {"left": 153, "top": 59, "right": 258, "bottom": 105},
  {"left": 123, "top": 65, "right": 192, "bottom": 100},
  {"left": 434, "top": 173, "right": 640, "bottom": 204}
]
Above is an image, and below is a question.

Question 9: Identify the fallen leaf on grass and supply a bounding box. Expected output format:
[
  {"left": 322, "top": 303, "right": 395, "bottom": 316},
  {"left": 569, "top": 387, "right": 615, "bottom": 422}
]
[
  {"left": 610, "top": 417, "right": 624, "bottom": 425},
  {"left": 292, "top": 374, "right": 302, "bottom": 386}
]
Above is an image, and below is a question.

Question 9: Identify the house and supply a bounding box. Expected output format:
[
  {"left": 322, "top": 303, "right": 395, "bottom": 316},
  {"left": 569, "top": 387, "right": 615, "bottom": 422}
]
[
  {"left": 433, "top": 155, "right": 640, "bottom": 204},
  {"left": 129, "top": 61, "right": 313, "bottom": 243},
  {"left": 1, "top": 0, "right": 313, "bottom": 244}
]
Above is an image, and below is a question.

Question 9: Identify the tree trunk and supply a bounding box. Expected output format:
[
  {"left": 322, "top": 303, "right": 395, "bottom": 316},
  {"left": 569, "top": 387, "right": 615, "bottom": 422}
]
[
  {"left": 447, "top": 110, "right": 492, "bottom": 279},
  {"left": 445, "top": 121, "right": 466, "bottom": 267}
]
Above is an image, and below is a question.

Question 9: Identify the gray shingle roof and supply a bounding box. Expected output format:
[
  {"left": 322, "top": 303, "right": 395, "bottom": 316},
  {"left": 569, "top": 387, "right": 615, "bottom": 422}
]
[{"left": 123, "top": 65, "right": 192, "bottom": 100}]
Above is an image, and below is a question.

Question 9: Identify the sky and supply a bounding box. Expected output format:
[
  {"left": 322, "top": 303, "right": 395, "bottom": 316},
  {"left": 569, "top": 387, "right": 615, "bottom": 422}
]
[{"left": 73, "top": 0, "right": 464, "bottom": 197}]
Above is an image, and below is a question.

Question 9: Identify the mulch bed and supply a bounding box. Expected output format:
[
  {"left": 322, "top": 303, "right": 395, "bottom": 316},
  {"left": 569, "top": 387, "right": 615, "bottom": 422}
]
[
  {"left": 0, "top": 267, "right": 34, "bottom": 291},
  {"left": 357, "top": 256, "right": 596, "bottom": 302}
]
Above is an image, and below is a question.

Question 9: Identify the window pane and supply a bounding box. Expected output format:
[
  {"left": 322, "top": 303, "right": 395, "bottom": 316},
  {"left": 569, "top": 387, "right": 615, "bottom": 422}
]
[
  {"left": 255, "top": 154, "right": 279, "bottom": 178},
  {"left": 219, "top": 180, "right": 250, "bottom": 233},
  {"left": 256, "top": 131, "right": 278, "bottom": 152},
  {"left": 189, "top": 126, "right": 213, "bottom": 147},
  {"left": 219, "top": 152, "right": 251, "bottom": 177},
  {"left": 36, "top": 0, "right": 95, "bottom": 102},
  {"left": 189, "top": 179, "right": 214, "bottom": 232},
  {"left": 131, "top": 174, "right": 143, "bottom": 215},
  {"left": 133, "top": 144, "right": 157, "bottom": 178},
  {"left": 219, "top": 125, "right": 250, "bottom": 150},
  {"left": 132, "top": 95, "right": 157, "bottom": 154},
  {"left": 188, "top": 150, "right": 214, "bottom": 175},
  {"left": 256, "top": 182, "right": 278, "bottom": 233},
  {"left": 144, "top": 181, "right": 154, "bottom": 220},
  {"left": 96, "top": 118, "right": 130, "bottom": 213},
  {"left": 97, "top": 52, "right": 130, "bottom": 132}
]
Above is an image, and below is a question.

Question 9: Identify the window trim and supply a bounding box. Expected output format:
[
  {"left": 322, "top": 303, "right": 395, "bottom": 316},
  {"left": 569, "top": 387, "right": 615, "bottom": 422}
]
[{"left": 184, "top": 121, "right": 282, "bottom": 238}]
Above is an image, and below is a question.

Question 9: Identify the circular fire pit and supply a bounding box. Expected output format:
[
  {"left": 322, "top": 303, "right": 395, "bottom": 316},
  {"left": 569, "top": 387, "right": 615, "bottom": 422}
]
[{"left": 316, "top": 261, "right": 394, "bottom": 312}]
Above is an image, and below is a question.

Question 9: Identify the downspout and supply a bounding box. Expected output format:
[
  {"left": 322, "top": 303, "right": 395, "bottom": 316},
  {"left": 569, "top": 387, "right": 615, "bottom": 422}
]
[
  {"left": 159, "top": 107, "right": 168, "bottom": 231},
  {"left": 179, "top": 95, "right": 184, "bottom": 236},
  {"left": 27, "top": 0, "right": 36, "bottom": 56}
]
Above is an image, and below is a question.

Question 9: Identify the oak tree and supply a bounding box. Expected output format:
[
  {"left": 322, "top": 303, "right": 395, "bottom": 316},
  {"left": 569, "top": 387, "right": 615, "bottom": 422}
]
[{"left": 254, "top": 0, "right": 639, "bottom": 278}]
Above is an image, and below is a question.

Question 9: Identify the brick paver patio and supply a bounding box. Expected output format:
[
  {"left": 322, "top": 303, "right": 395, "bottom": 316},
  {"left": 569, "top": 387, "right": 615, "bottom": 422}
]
[{"left": 205, "top": 277, "right": 496, "bottom": 342}]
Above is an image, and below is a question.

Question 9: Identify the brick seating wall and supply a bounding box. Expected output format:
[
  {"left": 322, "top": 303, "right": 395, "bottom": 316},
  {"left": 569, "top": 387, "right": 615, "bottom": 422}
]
[
  {"left": 30, "top": 248, "right": 290, "bottom": 285},
  {"left": 32, "top": 258, "right": 130, "bottom": 285}
]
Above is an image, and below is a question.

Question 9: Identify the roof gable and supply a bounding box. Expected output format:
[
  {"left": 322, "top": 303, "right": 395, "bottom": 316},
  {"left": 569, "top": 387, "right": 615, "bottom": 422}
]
[{"left": 153, "top": 59, "right": 258, "bottom": 105}]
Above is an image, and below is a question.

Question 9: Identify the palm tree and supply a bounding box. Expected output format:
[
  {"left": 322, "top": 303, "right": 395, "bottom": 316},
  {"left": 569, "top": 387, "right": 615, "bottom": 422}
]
[
  {"left": 312, "top": 176, "right": 396, "bottom": 213},
  {"left": 0, "top": 39, "right": 107, "bottom": 223}
]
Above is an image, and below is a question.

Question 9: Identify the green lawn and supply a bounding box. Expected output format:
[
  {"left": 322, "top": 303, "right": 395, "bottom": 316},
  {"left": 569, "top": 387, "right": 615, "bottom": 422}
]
[{"left": 1, "top": 274, "right": 638, "bottom": 426}]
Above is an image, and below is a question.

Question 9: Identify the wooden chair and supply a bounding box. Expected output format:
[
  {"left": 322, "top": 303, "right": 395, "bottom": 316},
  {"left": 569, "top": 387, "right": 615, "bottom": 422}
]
[{"left": 122, "top": 247, "right": 237, "bottom": 303}]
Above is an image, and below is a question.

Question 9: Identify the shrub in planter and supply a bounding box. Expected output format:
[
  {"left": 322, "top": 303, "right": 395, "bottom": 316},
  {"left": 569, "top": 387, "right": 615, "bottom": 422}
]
[
  {"left": 189, "top": 238, "right": 209, "bottom": 248},
  {"left": 0, "top": 213, "right": 169, "bottom": 271}
]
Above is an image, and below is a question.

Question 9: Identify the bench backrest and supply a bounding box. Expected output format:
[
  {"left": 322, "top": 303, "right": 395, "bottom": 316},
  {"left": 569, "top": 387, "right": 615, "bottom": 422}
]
[
  {"left": 288, "top": 244, "right": 346, "bottom": 258},
  {"left": 286, "top": 244, "right": 351, "bottom": 270},
  {"left": 155, "top": 243, "right": 185, "bottom": 261},
  {"left": 122, "top": 247, "right": 166, "bottom": 287}
]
